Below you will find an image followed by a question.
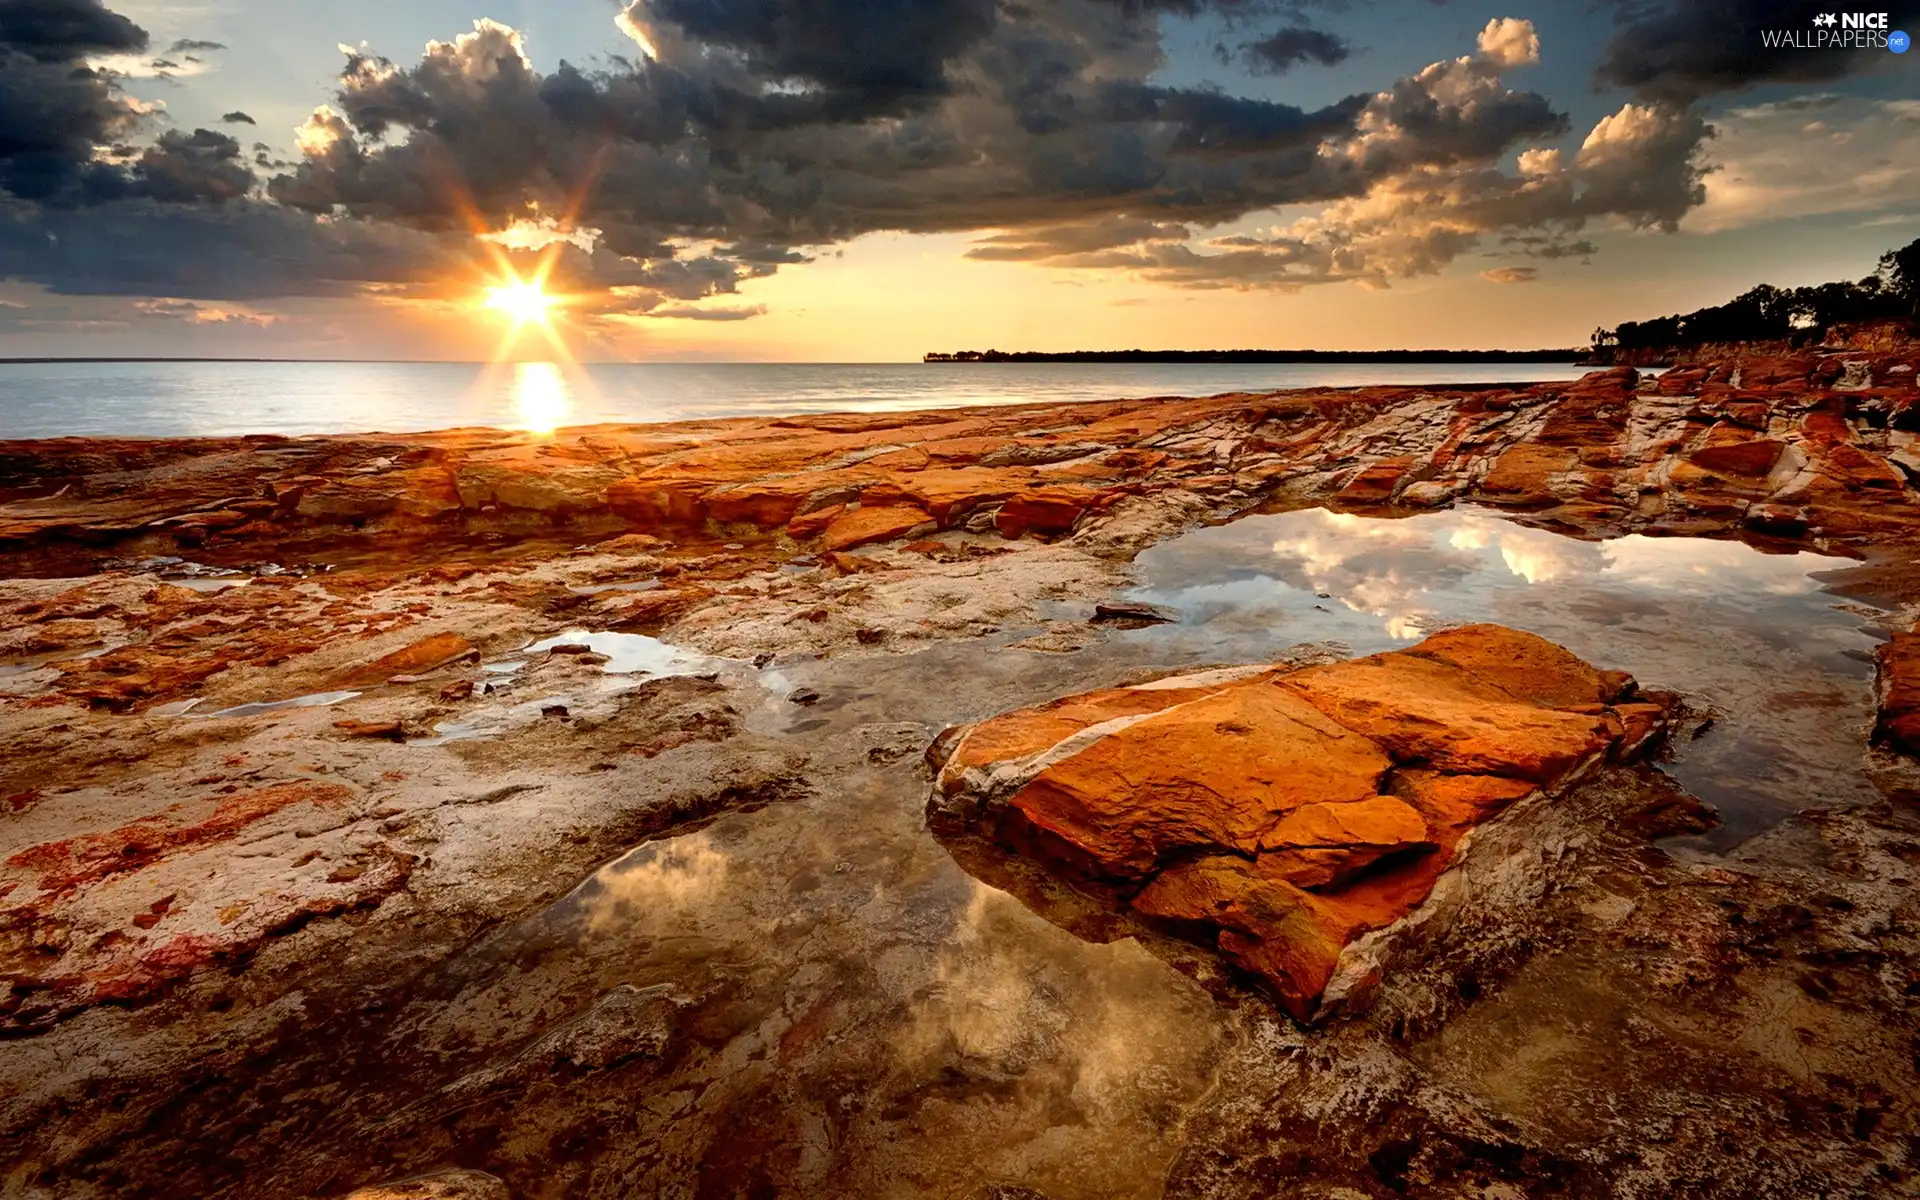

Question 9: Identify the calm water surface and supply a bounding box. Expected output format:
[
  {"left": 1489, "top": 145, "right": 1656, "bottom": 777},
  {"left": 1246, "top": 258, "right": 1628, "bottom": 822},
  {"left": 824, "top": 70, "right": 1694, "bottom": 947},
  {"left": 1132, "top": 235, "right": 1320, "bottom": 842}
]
[
  {"left": 1124, "top": 507, "right": 1894, "bottom": 845},
  {"left": 0, "top": 359, "right": 1594, "bottom": 438}
]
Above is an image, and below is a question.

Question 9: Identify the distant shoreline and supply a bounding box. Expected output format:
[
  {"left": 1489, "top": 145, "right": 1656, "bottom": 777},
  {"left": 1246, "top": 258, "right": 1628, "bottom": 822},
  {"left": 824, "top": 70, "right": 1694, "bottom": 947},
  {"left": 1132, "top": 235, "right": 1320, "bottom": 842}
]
[{"left": 922, "top": 348, "right": 1587, "bottom": 363}]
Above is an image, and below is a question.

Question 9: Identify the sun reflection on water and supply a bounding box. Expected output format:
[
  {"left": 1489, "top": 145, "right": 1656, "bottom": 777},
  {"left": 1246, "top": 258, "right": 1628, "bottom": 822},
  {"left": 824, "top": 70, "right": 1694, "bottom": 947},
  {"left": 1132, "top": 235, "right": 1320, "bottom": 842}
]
[{"left": 513, "top": 361, "right": 571, "bottom": 435}]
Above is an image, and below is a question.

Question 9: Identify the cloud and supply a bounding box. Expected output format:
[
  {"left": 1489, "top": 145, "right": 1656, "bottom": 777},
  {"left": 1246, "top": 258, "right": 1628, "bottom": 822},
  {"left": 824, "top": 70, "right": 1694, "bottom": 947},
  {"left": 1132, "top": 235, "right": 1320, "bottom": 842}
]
[
  {"left": 133, "top": 297, "right": 275, "bottom": 326},
  {"left": 1475, "top": 16, "right": 1540, "bottom": 69},
  {"left": 0, "top": 0, "right": 145, "bottom": 60},
  {"left": 1689, "top": 95, "right": 1920, "bottom": 233},
  {"left": 961, "top": 20, "right": 1710, "bottom": 290},
  {"left": 0, "top": 201, "right": 460, "bottom": 299},
  {"left": 0, "top": 4, "right": 1714, "bottom": 313},
  {"left": 167, "top": 38, "right": 224, "bottom": 53},
  {"left": 1234, "top": 23, "right": 1352, "bottom": 74},
  {"left": 221, "top": 110, "right": 255, "bottom": 125},
  {"left": 1480, "top": 266, "right": 1537, "bottom": 283},
  {"left": 644, "top": 303, "right": 768, "bottom": 320},
  {"left": 132, "top": 129, "right": 253, "bottom": 203},
  {"left": 0, "top": 0, "right": 152, "bottom": 203},
  {"left": 1595, "top": 0, "right": 1897, "bottom": 102}
]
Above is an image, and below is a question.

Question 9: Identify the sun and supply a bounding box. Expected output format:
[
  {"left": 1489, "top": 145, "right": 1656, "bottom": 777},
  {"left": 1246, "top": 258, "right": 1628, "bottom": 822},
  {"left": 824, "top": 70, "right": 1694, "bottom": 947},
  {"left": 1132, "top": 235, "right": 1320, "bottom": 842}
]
[{"left": 484, "top": 277, "right": 555, "bottom": 325}]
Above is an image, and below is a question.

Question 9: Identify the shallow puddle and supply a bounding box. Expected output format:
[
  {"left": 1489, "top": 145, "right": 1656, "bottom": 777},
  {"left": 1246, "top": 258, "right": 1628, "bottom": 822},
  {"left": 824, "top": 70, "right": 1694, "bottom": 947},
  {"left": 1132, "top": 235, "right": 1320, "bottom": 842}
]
[
  {"left": 416, "top": 632, "right": 743, "bottom": 743},
  {"left": 1122, "top": 507, "right": 1891, "bottom": 845},
  {"left": 520, "top": 629, "right": 732, "bottom": 677}
]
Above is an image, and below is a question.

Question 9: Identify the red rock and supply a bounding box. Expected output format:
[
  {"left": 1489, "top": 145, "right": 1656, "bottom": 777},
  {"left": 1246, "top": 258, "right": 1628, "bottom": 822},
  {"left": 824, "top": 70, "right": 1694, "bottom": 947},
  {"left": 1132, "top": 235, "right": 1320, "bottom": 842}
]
[
  {"left": 1335, "top": 457, "right": 1415, "bottom": 505},
  {"left": 1478, "top": 444, "right": 1575, "bottom": 505},
  {"left": 785, "top": 503, "right": 845, "bottom": 538},
  {"left": 1688, "top": 439, "right": 1785, "bottom": 478},
  {"left": 1875, "top": 632, "right": 1920, "bottom": 755},
  {"left": 930, "top": 627, "right": 1671, "bottom": 1018},
  {"left": 341, "top": 632, "right": 475, "bottom": 687},
  {"left": 859, "top": 468, "right": 1032, "bottom": 523},
  {"left": 997, "top": 684, "right": 1396, "bottom": 877},
  {"left": 1281, "top": 652, "right": 1612, "bottom": 783},
  {"left": 53, "top": 646, "right": 231, "bottom": 711},
  {"left": 820, "top": 504, "right": 935, "bottom": 551},
  {"left": 7, "top": 781, "right": 354, "bottom": 898},
  {"left": 994, "top": 485, "right": 1110, "bottom": 538},
  {"left": 602, "top": 586, "right": 714, "bottom": 628}
]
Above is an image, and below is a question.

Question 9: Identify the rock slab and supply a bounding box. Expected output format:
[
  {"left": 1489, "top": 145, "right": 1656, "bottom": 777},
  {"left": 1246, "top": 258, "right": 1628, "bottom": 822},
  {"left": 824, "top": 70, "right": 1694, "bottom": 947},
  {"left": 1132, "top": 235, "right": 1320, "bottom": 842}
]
[{"left": 927, "top": 625, "right": 1674, "bottom": 1018}]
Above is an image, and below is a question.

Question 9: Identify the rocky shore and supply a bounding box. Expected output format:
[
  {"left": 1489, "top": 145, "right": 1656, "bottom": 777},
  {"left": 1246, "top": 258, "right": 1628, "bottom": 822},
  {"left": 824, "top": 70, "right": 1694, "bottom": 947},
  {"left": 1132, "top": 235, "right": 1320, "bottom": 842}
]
[{"left": 4, "top": 347, "right": 1920, "bottom": 1198}]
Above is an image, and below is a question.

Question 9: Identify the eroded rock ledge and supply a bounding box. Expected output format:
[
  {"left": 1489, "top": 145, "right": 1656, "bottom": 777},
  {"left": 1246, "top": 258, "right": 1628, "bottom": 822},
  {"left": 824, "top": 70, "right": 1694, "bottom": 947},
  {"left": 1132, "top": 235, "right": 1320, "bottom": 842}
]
[{"left": 928, "top": 625, "right": 1675, "bottom": 1017}]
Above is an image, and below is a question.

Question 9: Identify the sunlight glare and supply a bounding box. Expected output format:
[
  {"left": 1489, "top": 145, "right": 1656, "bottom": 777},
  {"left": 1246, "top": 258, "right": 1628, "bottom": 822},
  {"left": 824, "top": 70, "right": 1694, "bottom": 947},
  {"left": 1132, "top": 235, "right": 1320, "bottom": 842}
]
[
  {"left": 485, "top": 277, "right": 555, "bottom": 325},
  {"left": 512, "top": 361, "right": 571, "bottom": 435}
]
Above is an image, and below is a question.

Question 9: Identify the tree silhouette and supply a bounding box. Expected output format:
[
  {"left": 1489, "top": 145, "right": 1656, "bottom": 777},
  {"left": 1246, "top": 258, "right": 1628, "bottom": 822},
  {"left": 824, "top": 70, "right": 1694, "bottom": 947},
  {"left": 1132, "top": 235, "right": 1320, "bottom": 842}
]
[{"left": 1595, "top": 236, "right": 1918, "bottom": 357}]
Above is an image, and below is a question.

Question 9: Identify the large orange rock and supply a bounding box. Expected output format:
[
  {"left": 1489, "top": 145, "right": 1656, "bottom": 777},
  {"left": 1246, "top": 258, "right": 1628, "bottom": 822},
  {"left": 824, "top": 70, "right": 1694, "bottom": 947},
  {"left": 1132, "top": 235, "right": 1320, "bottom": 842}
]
[
  {"left": 1280, "top": 653, "right": 1612, "bottom": 783},
  {"left": 997, "top": 684, "right": 1396, "bottom": 876},
  {"left": 929, "top": 625, "right": 1671, "bottom": 1018}
]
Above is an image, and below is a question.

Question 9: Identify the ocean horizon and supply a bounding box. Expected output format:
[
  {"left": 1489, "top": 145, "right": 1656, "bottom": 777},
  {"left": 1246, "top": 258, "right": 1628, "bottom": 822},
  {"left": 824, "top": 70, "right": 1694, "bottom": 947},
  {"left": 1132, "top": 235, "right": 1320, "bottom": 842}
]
[{"left": 0, "top": 358, "right": 1597, "bottom": 440}]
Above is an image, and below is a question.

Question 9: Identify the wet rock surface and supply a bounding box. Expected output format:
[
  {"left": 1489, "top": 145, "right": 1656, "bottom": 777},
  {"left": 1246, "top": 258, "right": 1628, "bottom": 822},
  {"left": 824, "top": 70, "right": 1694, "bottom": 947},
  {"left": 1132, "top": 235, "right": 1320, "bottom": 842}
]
[
  {"left": 1, "top": 349, "right": 1919, "bottom": 1198},
  {"left": 929, "top": 626, "right": 1673, "bottom": 1016}
]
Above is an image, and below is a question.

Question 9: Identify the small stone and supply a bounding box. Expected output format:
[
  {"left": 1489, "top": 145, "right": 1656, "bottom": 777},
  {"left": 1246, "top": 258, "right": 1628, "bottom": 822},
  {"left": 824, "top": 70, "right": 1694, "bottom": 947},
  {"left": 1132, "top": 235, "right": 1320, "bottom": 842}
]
[
  {"left": 541, "top": 704, "right": 570, "bottom": 718},
  {"left": 548, "top": 643, "right": 595, "bottom": 656},
  {"left": 439, "top": 680, "right": 474, "bottom": 702},
  {"left": 854, "top": 628, "right": 886, "bottom": 645},
  {"left": 1091, "top": 601, "right": 1180, "bottom": 627},
  {"left": 788, "top": 687, "right": 822, "bottom": 705}
]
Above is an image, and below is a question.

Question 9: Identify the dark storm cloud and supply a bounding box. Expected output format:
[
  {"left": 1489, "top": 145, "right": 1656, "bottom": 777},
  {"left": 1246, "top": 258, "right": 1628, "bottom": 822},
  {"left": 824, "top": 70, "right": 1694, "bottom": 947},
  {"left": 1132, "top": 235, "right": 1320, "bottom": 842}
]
[
  {"left": 222, "top": 110, "right": 256, "bottom": 125},
  {"left": 132, "top": 129, "right": 253, "bottom": 203},
  {"left": 1595, "top": 0, "right": 1909, "bottom": 101},
  {"left": 0, "top": 0, "right": 145, "bottom": 60},
  {"left": 0, "top": 0, "right": 150, "bottom": 202},
  {"left": 167, "top": 38, "right": 225, "bottom": 53},
  {"left": 641, "top": 0, "right": 999, "bottom": 113},
  {"left": 1095, "top": 83, "right": 1369, "bottom": 154},
  {"left": 1235, "top": 23, "right": 1352, "bottom": 73}
]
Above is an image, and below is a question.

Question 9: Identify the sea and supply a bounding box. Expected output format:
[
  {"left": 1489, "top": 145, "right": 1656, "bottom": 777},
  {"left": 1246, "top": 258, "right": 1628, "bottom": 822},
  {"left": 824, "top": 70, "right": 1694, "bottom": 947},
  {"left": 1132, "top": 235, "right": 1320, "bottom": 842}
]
[{"left": 0, "top": 359, "right": 1596, "bottom": 440}]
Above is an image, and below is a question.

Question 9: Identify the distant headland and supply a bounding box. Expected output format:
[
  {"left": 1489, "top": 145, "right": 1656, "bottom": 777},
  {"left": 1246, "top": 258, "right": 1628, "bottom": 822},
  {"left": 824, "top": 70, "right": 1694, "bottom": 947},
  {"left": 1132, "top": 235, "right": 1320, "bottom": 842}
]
[{"left": 922, "top": 348, "right": 1585, "bottom": 363}]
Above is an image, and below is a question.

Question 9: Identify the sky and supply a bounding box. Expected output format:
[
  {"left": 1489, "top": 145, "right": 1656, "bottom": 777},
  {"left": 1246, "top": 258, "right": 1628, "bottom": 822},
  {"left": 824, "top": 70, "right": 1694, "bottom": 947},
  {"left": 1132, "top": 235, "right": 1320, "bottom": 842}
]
[{"left": 0, "top": 0, "right": 1915, "bottom": 362}]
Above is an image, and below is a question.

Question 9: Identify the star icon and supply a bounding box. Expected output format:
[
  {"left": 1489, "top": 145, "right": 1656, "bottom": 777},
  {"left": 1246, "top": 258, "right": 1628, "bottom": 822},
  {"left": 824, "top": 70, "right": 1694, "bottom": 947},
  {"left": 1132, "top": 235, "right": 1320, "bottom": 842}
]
[{"left": 1813, "top": 12, "right": 1837, "bottom": 26}]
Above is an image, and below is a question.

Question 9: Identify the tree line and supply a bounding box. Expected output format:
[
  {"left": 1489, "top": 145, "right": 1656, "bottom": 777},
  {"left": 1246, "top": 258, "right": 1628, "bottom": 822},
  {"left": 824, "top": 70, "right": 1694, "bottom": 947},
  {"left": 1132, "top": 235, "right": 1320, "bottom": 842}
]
[{"left": 1592, "top": 236, "right": 1919, "bottom": 357}]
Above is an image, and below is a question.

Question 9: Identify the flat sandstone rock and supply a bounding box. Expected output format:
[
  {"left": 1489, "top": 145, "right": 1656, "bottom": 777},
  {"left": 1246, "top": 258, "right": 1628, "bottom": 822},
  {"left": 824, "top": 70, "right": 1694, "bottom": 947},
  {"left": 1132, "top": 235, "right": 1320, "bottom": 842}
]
[{"left": 927, "top": 624, "right": 1674, "bottom": 1018}]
